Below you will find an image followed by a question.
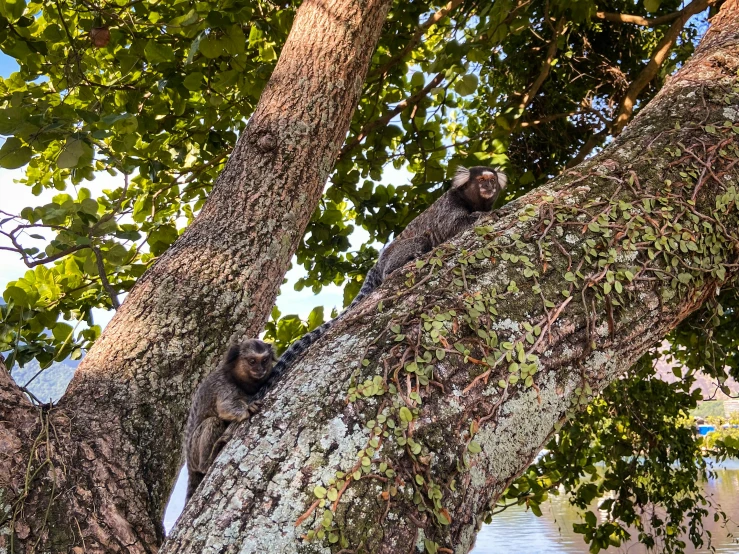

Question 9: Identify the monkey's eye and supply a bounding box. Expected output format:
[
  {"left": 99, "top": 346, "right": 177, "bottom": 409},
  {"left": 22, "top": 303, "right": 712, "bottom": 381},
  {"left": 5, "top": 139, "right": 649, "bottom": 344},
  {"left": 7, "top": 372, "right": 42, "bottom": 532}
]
[{"left": 248, "top": 358, "right": 257, "bottom": 365}]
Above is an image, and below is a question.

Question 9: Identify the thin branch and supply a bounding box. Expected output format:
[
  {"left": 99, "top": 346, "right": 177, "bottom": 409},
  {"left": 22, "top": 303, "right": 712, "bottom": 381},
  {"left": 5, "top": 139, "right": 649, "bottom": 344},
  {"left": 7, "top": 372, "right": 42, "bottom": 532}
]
[
  {"left": 517, "top": 109, "right": 580, "bottom": 128},
  {"left": 0, "top": 229, "right": 86, "bottom": 268},
  {"left": 514, "top": 18, "right": 566, "bottom": 121},
  {"left": 566, "top": 128, "right": 609, "bottom": 169},
  {"left": 369, "top": 0, "right": 466, "bottom": 80},
  {"left": 594, "top": 10, "right": 691, "bottom": 27},
  {"left": 0, "top": 172, "right": 131, "bottom": 270},
  {"left": 89, "top": 172, "right": 130, "bottom": 234},
  {"left": 340, "top": 72, "right": 445, "bottom": 157},
  {"left": 612, "top": 0, "right": 715, "bottom": 135},
  {"left": 567, "top": 0, "right": 714, "bottom": 166},
  {"left": 93, "top": 247, "right": 121, "bottom": 309}
]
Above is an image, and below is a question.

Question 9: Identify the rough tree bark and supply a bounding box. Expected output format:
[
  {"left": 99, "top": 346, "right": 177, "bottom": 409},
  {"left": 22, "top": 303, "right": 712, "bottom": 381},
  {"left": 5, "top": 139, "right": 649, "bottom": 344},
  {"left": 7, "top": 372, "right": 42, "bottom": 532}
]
[
  {"left": 163, "top": 4, "right": 739, "bottom": 553},
  {"left": 0, "top": 0, "right": 392, "bottom": 552}
]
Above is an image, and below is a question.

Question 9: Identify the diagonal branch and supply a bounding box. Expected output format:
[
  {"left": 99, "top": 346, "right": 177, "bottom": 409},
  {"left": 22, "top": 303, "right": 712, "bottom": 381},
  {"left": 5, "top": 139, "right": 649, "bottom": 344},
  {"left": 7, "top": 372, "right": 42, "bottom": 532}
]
[
  {"left": 93, "top": 247, "right": 121, "bottom": 309},
  {"left": 340, "top": 72, "right": 445, "bottom": 157},
  {"left": 568, "top": 0, "right": 714, "bottom": 166},
  {"left": 514, "top": 18, "right": 567, "bottom": 120},
  {"left": 369, "top": 0, "right": 466, "bottom": 80},
  {"left": 612, "top": 0, "right": 715, "bottom": 135}
]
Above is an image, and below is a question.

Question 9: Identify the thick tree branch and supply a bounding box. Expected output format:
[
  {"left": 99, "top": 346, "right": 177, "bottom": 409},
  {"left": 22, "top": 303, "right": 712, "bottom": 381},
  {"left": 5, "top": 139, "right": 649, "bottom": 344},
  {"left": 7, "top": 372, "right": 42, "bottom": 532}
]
[{"left": 163, "top": 3, "right": 739, "bottom": 551}]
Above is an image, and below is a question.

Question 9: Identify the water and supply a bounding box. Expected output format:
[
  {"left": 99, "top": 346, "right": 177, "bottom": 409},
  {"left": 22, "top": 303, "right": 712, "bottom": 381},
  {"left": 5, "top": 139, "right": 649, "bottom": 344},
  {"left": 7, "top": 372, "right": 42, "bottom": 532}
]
[{"left": 471, "top": 461, "right": 739, "bottom": 554}]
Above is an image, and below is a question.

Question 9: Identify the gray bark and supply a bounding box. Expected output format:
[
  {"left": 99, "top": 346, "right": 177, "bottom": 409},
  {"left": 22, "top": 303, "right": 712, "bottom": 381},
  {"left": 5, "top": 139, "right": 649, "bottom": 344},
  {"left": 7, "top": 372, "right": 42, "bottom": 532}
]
[
  {"left": 163, "top": 4, "right": 739, "bottom": 553},
  {"left": 0, "top": 0, "right": 392, "bottom": 551}
]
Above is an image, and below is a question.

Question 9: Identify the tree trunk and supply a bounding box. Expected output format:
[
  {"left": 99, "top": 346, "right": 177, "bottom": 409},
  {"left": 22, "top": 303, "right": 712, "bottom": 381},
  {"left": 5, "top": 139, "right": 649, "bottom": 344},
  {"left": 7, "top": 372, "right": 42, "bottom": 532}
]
[
  {"left": 0, "top": 0, "right": 392, "bottom": 552},
  {"left": 162, "top": 4, "right": 739, "bottom": 553}
]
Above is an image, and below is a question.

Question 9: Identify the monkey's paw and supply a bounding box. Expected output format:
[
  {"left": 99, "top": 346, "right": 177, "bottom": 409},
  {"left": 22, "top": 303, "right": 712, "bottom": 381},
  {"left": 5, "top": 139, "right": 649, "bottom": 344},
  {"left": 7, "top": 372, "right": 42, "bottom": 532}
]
[{"left": 248, "top": 400, "right": 262, "bottom": 415}]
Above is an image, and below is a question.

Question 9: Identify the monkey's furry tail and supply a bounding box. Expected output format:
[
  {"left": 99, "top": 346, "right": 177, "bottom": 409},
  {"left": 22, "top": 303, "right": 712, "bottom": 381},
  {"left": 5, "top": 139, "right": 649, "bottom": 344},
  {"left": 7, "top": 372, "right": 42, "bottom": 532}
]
[
  {"left": 185, "top": 472, "right": 203, "bottom": 502},
  {"left": 257, "top": 266, "right": 383, "bottom": 398}
]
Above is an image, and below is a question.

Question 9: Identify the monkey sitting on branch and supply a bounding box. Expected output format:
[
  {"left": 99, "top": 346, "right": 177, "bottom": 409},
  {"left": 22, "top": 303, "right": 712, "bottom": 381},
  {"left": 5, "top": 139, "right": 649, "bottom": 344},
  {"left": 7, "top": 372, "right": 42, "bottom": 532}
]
[
  {"left": 184, "top": 339, "right": 276, "bottom": 501},
  {"left": 266, "top": 165, "right": 507, "bottom": 386}
]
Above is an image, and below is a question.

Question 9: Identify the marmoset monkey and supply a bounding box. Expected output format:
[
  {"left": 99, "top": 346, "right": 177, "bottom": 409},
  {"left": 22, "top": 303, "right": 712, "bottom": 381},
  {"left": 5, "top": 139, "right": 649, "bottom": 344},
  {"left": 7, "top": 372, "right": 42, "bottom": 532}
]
[
  {"left": 184, "top": 339, "right": 275, "bottom": 501},
  {"left": 264, "top": 166, "right": 507, "bottom": 389}
]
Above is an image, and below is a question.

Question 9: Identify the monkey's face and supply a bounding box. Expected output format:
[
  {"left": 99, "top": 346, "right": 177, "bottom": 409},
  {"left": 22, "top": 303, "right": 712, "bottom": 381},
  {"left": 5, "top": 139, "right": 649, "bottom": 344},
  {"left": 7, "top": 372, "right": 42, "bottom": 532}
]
[
  {"left": 232, "top": 341, "right": 276, "bottom": 384},
  {"left": 452, "top": 166, "right": 507, "bottom": 203},
  {"left": 471, "top": 167, "right": 505, "bottom": 200},
  {"left": 234, "top": 353, "right": 273, "bottom": 383}
]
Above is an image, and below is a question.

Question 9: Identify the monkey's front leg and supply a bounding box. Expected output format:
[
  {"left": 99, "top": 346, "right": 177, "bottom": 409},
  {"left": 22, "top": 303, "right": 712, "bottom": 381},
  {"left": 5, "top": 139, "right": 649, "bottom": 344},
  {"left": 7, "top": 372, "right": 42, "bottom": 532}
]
[
  {"left": 210, "top": 398, "right": 260, "bottom": 457},
  {"left": 247, "top": 399, "right": 262, "bottom": 415},
  {"left": 216, "top": 395, "right": 253, "bottom": 423}
]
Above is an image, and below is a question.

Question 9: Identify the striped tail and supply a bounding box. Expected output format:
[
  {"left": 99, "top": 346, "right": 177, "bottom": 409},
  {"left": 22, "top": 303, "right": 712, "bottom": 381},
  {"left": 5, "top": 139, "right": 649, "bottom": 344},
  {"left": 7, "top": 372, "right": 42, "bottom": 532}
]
[
  {"left": 185, "top": 470, "right": 204, "bottom": 502},
  {"left": 258, "top": 266, "right": 384, "bottom": 396}
]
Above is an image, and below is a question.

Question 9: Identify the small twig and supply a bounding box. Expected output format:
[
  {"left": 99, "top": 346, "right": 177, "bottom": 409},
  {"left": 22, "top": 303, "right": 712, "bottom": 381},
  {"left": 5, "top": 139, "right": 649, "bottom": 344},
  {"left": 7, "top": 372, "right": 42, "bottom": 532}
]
[
  {"left": 295, "top": 499, "right": 320, "bottom": 528},
  {"left": 93, "top": 247, "right": 120, "bottom": 309}
]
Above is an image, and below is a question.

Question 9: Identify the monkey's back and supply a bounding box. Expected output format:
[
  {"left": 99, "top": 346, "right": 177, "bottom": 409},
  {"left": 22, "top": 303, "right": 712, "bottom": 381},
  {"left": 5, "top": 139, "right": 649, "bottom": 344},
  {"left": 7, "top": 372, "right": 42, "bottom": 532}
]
[
  {"left": 184, "top": 370, "right": 225, "bottom": 457},
  {"left": 396, "top": 191, "right": 470, "bottom": 246}
]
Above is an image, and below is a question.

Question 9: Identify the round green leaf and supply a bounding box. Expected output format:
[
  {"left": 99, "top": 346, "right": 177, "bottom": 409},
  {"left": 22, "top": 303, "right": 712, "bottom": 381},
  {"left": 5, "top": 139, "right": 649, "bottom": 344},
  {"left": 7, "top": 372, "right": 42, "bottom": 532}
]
[{"left": 0, "top": 137, "right": 32, "bottom": 169}]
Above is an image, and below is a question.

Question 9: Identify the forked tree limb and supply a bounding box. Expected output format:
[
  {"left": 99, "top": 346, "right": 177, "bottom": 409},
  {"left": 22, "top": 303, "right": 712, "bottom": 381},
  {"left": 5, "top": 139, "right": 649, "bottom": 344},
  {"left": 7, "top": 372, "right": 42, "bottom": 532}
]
[{"left": 0, "top": 0, "right": 394, "bottom": 551}]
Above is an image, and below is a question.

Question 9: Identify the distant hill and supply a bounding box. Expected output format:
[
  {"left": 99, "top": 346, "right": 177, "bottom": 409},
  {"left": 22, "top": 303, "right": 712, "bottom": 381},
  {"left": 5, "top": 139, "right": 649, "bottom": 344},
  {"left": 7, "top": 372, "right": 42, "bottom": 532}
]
[
  {"left": 654, "top": 355, "right": 738, "bottom": 400},
  {"left": 10, "top": 358, "right": 79, "bottom": 403}
]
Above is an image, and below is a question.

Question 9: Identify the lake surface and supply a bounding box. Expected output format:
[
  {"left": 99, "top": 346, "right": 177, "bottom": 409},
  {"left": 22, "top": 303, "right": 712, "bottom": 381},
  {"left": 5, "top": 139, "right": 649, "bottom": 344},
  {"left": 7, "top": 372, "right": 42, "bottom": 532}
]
[
  {"left": 471, "top": 460, "right": 739, "bottom": 554},
  {"left": 165, "top": 460, "right": 739, "bottom": 552}
]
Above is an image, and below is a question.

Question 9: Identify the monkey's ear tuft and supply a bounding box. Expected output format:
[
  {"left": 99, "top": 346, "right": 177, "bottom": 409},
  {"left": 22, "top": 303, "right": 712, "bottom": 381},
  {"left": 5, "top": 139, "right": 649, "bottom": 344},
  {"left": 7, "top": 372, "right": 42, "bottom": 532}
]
[
  {"left": 267, "top": 343, "right": 278, "bottom": 362},
  {"left": 495, "top": 169, "right": 508, "bottom": 190},
  {"left": 224, "top": 344, "right": 241, "bottom": 365},
  {"left": 452, "top": 166, "right": 470, "bottom": 188}
]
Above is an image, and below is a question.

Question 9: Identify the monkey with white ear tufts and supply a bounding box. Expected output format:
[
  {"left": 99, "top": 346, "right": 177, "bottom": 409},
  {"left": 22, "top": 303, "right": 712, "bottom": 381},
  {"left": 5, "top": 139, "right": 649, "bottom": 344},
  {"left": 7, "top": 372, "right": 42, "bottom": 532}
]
[
  {"left": 373, "top": 165, "right": 507, "bottom": 280},
  {"left": 261, "top": 166, "right": 507, "bottom": 393},
  {"left": 184, "top": 339, "right": 276, "bottom": 501}
]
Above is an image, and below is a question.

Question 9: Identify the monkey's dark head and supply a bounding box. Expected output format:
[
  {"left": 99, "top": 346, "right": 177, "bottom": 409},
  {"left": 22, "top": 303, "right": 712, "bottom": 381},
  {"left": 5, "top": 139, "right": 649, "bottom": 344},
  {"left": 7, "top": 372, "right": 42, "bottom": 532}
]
[
  {"left": 226, "top": 339, "right": 276, "bottom": 389},
  {"left": 452, "top": 166, "right": 508, "bottom": 211}
]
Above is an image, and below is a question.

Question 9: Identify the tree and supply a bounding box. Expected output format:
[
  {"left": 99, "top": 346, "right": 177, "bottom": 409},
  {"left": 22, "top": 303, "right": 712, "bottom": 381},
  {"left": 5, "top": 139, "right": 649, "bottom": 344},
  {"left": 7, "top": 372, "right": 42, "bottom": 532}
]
[{"left": 0, "top": 0, "right": 737, "bottom": 552}]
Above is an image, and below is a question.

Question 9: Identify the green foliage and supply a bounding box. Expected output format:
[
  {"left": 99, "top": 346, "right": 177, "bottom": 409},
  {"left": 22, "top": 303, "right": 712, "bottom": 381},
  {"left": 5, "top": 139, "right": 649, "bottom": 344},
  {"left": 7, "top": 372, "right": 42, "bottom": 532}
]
[
  {"left": 262, "top": 304, "right": 330, "bottom": 355},
  {"left": 702, "top": 414, "right": 739, "bottom": 453},
  {"left": 668, "top": 288, "right": 739, "bottom": 383},
  {"left": 500, "top": 353, "right": 737, "bottom": 554},
  {"left": 0, "top": 0, "right": 706, "bottom": 373}
]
